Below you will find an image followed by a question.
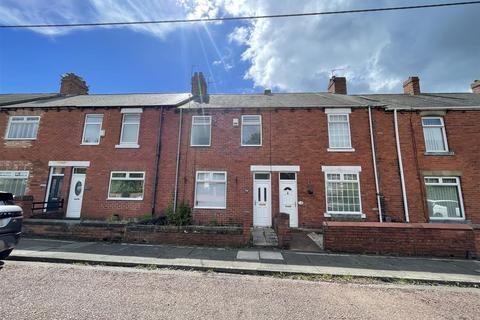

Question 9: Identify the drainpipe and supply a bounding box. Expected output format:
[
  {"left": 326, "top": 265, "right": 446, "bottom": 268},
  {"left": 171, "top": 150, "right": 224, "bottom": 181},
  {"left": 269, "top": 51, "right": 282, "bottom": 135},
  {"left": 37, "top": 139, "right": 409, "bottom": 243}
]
[
  {"left": 173, "top": 108, "right": 183, "bottom": 212},
  {"left": 368, "top": 106, "right": 383, "bottom": 222},
  {"left": 394, "top": 109, "right": 410, "bottom": 222},
  {"left": 151, "top": 107, "right": 164, "bottom": 216}
]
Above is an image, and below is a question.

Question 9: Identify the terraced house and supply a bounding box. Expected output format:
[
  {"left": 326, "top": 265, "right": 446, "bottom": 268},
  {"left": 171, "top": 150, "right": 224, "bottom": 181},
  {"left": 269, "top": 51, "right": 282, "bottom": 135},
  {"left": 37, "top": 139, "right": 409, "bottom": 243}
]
[{"left": 1, "top": 73, "right": 479, "bottom": 257}]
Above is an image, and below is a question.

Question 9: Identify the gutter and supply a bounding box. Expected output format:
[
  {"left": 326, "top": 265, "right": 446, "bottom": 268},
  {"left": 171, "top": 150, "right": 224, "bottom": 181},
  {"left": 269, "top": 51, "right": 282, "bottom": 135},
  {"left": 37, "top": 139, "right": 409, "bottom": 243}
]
[
  {"left": 151, "top": 107, "right": 164, "bottom": 216},
  {"left": 368, "top": 106, "right": 383, "bottom": 222},
  {"left": 393, "top": 109, "right": 410, "bottom": 222},
  {"left": 173, "top": 108, "right": 183, "bottom": 212}
]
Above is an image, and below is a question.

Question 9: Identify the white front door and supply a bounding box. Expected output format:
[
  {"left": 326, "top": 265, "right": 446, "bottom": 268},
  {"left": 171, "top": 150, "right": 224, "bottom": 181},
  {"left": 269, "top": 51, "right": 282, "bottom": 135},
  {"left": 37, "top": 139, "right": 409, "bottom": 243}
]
[
  {"left": 253, "top": 173, "right": 271, "bottom": 227},
  {"left": 66, "top": 168, "right": 87, "bottom": 218},
  {"left": 279, "top": 172, "right": 298, "bottom": 227}
]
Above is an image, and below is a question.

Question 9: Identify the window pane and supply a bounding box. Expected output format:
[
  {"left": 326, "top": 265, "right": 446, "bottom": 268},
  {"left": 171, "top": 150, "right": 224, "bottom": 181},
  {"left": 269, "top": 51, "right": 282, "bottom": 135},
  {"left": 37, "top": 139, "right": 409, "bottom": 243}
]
[
  {"left": 255, "top": 173, "right": 270, "bottom": 180},
  {"left": 112, "top": 172, "right": 126, "bottom": 178},
  {"left": 212, "top": 173, "right": 226, "bottom": 181},
  {"left": 426, "top": 185, "right": 462, "bottom": 218},
  {"left": 197, "top": 173, "right": 208, "bottom": 181},
  {"left": 191, "top": 123, "right": 211, "bottom": 146},
  {"left": 123, "top": 114, "right": 140, "bottom": 123},
  {"left": 329, "top": 114, "right": 348, "bottom": 122},
  {"left": 129, "top": 173, "right": 144, "bottom": 179},
  {"left": 109, "top": 179, "right": 144, "bottom": 199},
  {"left": 326, "top": 179, "right": 360, "bottom": 213},
  {"left": 280, "top": 173, "right": 295, "bottom": 180},
  {"left": 121, "top": 123, "right": 139, "bottom": 144},
  {"left": 193, "top": 116, "right": 210, "bottom": 125},
  {"left": 196, "top": 182, "right": 226, "bottom": 208},
  {"left": 242, "top": 115, "right": 261, "bottom": 123},
  {"left": 83, "top": 124, "right": 101, "bottom": 144},
  {"left": 423, "top": 127, "right": 446, "bottom": 151},
  {"left": 329, "top": 121, "right": 350, "bottom": 148},
  {"left": 327, "top": 174, "right": 341, "bottom": 181},
  {"left": 0, "top": 178, "right": 27, "bottom": 196},
  {"left": 422, "top": 118, "right": 442, "bottom": 126},
  {"left": 86, "top": 115, "right": 103, "bottom": 124},
  {"left": 242, "top": 124, "right": 261, "bottom": 145},
  {"left": 8, "top": 121, "right": 39, "bottom": 139},
  {"left": 344, "top": 174, "right": 357, "bottom": 181}
]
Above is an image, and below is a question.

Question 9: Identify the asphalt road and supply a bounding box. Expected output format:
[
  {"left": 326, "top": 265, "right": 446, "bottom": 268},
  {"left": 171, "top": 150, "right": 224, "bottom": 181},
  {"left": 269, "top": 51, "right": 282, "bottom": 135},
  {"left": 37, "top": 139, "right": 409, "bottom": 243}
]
[{"left": 0, "top": 261, "right": 479, "bottom": 320}]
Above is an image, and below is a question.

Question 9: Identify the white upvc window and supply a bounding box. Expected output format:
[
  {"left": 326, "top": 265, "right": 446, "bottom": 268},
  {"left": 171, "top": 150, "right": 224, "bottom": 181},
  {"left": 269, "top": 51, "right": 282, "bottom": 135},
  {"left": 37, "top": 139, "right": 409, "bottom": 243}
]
[
  {"left": 322, "top": 166, "right": 362, "bottom": 215},
  {"left": 6, "top": 116, "right": 40, "bottom": 140},
  {"left": 241, "top": 115, "right": 262, "bottom": 146},
  {"left": 194, "top": 171, "right": 227, "bottom": 209},
  {"left": 118, "top": 113, "right": 141, "bottom": 148},
  {"left": 325, "top": 109, "right": 353, "bottom": 151},
  {"left": 0, "top": 171, "right": 29, "bottom": 196},
  {"left": 107, "top": 171, "right": 145, "bottom": 200},
  {"left": 425, "top": 176, "right": 464, "bottom": 220},
  {"left": 422, "top": 117, "right": 449, "bottom": 152},
  {"left": 190, "top": 116, "right": 211, "bottom": 146},
  {"left": 82, "top": 114, "right": 103, "bottom": 145}
]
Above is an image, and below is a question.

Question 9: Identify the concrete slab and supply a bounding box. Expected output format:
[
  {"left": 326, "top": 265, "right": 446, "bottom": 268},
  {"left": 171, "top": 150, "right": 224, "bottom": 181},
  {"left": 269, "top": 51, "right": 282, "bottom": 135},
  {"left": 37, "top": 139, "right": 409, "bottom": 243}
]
[
  {"left": 236, "top": 251, "right": 259, "bottom": 261},
  {"left": 259, "top": 251, "right": 283, "bottom": 260}
]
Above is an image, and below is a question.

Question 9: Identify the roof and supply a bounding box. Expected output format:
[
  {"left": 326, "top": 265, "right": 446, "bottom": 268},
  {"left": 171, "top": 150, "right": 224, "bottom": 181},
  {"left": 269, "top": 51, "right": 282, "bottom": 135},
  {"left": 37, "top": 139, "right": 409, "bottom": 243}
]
[
  {"left": 180, "top": 93, "right": 371, "bottom": 109},
  {"left": 0, "top": 93, "right": 192, "bottom": 109},
  {"left": 355, "top": 93, "right": 480, "bottom": 110},
  {"left": 0, "top": 93, "right": 60, "bottom": 106}
]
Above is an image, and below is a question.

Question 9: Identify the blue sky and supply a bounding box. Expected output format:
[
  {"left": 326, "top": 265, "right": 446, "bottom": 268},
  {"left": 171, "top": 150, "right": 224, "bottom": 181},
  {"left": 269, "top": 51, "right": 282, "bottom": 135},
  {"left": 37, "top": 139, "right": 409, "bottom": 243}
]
[{"left": 1, "top": 0, "right": 479, "bottom": 94}]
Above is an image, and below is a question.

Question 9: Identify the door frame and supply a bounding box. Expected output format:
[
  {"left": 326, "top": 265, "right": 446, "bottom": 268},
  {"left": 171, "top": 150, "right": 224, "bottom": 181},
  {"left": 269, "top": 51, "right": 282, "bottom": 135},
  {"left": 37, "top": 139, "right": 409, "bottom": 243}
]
[
  {"left": 44, "top": 167, "right": 65, "bottom": 212},
  {"left": 253, "top": 172, "right": 272, "bottom": 227},
  {"left": 278, "top": 172, "right": 298, "bottom": 228}
]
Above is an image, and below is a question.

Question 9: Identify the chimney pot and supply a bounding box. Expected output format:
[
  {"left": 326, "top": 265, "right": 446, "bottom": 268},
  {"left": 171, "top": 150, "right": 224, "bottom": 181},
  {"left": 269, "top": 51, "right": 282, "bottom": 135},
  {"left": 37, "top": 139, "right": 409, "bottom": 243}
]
[
  {"left": 328, "top": 76, "right": 347, "bottom": 94},
  {"left": 471, "top": 80, "right": 480, "bottom": 94},
  {"left": 191, "top": 72, "right": 208, "bottom": 102},
  {"left": 264, "top": 89, "right": 272, "bottom": 95},
  {"left": 403, "top": 76, "right": 421, "bottom": 95},
  {"left": 60, "top": 73, "right": 89, "bottom": 95}
]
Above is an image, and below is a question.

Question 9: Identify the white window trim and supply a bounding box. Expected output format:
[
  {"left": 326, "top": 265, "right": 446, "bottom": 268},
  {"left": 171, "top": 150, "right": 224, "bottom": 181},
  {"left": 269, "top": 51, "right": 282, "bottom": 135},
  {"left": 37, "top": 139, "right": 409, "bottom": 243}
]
[
  {"left": 5, "top": 116, "right": 40, "bottom": 140},
  {"left": 241, "top": 115, "right": 262, "bottom": 147},
  {"left": 322, "top": 166, "right": 364, "bottom": 217},
  {"left": 425, "top": 176, "right": 465, "bottom": 221},
  {"left": 116, "top": 113, "right": 141, "bottom": 148},
  {"left": 81, "top": 114, "right": 103, "bottom": 146},
  {"left": 107, "top": 171, "right": 145, "bottom": 201},
  {"left": 422, "top": 116, "right": 449, "bottom": 152},
  {"left": 326, "top": 112, "right": 353, "bottom": 150},
  {"left": 194, "top": 171, "right": 227, "bottom": 209},
  {"left": 250, "top": 165, "right": 300, "bottom": 172},
  {"left": 190, "top": 115, "right": 212, "bottom": 147}
]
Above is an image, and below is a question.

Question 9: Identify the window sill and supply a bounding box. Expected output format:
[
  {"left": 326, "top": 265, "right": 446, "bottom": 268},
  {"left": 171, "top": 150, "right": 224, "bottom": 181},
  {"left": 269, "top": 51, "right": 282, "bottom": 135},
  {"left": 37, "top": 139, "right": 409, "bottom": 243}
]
[
  {"left": 194, "top": 206, "right": 227, "bottom": 210},
  {"left": 241, "top": 144, "right": 262, "bottom": 147},
  {"left": 429, "top": 217, "right": 465, "bottom": 221},
  {"left": 324, "top": 212, "right": 366, "bottom": 218},
  {"left": 115, "top": 144, "right": 140, "bottom": 149},
  {"left": 190, "top": 145, "right": 211, "bottom": 147},
  {"left": 81, "top": 143, "right": 100, "bottom": 146},
  {"left": 424, "top": 151, "right": 454, "bottom": 156},
  {"left": 107, "top": 198, "right": 144, "bottom": 201},
  {"left": 5, "top": 138, "right": 37, "bottom": 141},
  {"left": 327, "top": 148, "right": 355, "bottom": 152}
]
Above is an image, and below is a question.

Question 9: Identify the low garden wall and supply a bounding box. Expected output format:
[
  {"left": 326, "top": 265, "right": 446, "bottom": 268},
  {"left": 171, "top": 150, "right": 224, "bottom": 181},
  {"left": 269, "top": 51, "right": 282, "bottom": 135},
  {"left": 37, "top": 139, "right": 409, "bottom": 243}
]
[
  {"left": 23, "top": 219, "right": 247, "bottom": 247},
  {"left": 323, "top": 221, "right": 479, "bottom": 259}
]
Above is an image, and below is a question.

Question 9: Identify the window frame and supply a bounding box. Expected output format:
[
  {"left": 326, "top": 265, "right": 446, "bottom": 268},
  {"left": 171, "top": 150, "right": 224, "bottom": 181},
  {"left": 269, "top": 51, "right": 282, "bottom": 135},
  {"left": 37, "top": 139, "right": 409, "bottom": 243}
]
[
  {"left": 107, "top": 171, "right": 145, "bottom": 201},
  {"left": 117, "top": 113, "right": 141, "bottom": 148},
  {"left": 190, "top": 115, "right": 212, "bottom": 147},
  {"left": 81, "top": 114, "right": 104, "bottom": 145},
  {"left": 326, "top": 113, "right": 353, "bottom": 151},
  {"left": 421, "top": 116, "right": 449, "bottom": 153},
  {"left": 194, "top": 171, "right": 227, "bottom": 209},
  {"left": 0, "top": 170, "right": 29, "bottom": 196},
  {"left": 5, "top": 116, "right": 40, "bottom": 140},
  {"left": 322, "top": 166, "right": 363, "bottom": 216},
  {"left": 424, "top": 176, "right": 465, "bottom": 221},
  {"left": 241, "top": 115, "right": 262, "bottom": 147}
]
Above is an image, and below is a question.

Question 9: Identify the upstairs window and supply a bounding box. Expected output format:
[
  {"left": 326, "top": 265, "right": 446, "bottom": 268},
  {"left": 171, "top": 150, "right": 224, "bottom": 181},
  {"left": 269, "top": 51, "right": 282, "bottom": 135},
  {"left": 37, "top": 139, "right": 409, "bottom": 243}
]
[
  {"left": 422, "top": 117, "right": 448, "bottom": 152},
  {"left": 82, "top": 114, "right": 103, "bottom": 145},
  {"left": 119, "top": 114, "right": 140, "bottom": 147},
  {"left": 327, "top": 113, "right": 352, "bottom": 149},
  {"left": 191, "top": 116, "right": 211, "bottom": 146},
  {"left": 241, "top": 115, "right": 262, "bottom": 146},
  {"left": 425, "top": 177, "right": 464, "bottom": 220},
  {"left": 6, "top": 116, "right": 40, "bottom": 140}
]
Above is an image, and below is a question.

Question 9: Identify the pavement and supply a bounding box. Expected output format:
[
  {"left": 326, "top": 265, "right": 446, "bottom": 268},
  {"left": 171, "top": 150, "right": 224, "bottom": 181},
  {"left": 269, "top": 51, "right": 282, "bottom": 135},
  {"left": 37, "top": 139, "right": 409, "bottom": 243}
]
[{"left": 8, "top": 237, "right": 480, "bottom": 285}]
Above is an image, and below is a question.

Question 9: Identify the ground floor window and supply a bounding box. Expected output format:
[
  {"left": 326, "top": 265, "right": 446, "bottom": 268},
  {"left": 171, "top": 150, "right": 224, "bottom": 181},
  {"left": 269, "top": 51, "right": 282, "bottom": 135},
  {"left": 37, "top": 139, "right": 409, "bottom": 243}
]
[
  {"left": 322, "top": 166, "right": 362, "bottom": 214},
  {"left": 108, "top": 171, "right": 145, "bottom": 200},
  {"left": 194, "top": 171, "right": 227, "bottom": 209},
  {"left": 0, "top": 171, "right": 29, "bottom": 196},
  {"left": 425, "top": 177, "right": 464, "bottom": 220}
]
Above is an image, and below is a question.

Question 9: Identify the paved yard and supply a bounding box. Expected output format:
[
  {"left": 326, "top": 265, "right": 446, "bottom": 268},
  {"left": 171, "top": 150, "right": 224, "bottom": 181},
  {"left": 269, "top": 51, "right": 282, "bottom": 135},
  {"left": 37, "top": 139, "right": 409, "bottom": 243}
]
[{"left": 0, "top": 261, "right": 479, "bottom": 320}]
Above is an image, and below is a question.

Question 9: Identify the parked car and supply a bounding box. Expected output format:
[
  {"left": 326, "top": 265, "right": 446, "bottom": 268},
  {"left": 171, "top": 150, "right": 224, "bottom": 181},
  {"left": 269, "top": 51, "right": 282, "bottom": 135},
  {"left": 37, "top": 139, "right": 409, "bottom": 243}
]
[{"left": 0, "top": 192, "right": 23, "bottom": 260}]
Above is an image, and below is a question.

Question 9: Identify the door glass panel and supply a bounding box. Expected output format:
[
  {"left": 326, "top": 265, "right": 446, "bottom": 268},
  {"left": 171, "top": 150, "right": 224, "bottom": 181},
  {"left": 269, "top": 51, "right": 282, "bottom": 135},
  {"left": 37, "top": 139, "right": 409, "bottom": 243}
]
[
  {"left": 52, "top": 167, "right": 65, "bottom": 175},
  {"left": 264, "top": 187, "right": 267, "bottom": 202},
  {"left": 258, "top": 187, "right": 261, "bottom": 202},
  {"left": 280, "top": 173, "right": 296, "bottom": 180},
  {"left": 255, "top": 173, "right": 270, "bottom": 180},
  {"left": 73, "top": 168, "right": 87, "bottom": 174}
]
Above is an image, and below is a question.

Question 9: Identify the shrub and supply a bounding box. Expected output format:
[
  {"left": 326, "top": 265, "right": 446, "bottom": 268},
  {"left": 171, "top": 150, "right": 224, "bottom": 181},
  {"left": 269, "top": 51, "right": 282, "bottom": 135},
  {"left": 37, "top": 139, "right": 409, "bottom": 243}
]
[{"left": 166, "top": 202, "right": 192, "bottom": 226}]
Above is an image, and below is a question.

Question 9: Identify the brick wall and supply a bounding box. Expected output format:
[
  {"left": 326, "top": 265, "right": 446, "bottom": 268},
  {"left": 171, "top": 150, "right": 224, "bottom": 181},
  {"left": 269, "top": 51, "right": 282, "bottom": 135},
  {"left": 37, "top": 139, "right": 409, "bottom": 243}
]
[
  {"left": 273, "top": 212, "right": 291, "bottom": 249},
  {"left": 324, "top": 221, "right": 477, "bottom": 258}
]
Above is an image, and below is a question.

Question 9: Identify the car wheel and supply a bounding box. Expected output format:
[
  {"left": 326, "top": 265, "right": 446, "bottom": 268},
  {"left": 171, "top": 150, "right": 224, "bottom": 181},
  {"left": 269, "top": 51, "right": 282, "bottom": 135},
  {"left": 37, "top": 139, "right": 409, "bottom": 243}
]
[{"left": 0, "top": 249, "right": 13, "bottom": 260}]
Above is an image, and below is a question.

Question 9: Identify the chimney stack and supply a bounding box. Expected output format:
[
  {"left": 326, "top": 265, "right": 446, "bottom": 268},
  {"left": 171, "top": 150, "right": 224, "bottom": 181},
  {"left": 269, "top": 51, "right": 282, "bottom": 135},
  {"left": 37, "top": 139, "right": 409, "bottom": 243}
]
[
  {"left": 328, "top": 76, "right": 347, "bottom": 94},
  {"left": 403, "top": 76, "right": 421, "bottom": 95},
  {"left": 191, "top": 72, "right": 208, "bottom": 102},
  {"left": 471, "top": 80, "right": 480, "bottom": 94},
  {"left": 60, "top": 73, "right": 89, "bottom": 95}
]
